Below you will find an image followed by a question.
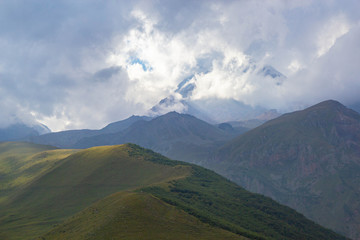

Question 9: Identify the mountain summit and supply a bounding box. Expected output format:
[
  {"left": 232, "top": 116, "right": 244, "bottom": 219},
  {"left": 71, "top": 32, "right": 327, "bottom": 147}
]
[{"left": 208, "top": 100, "right": 360, "bottom": 239}]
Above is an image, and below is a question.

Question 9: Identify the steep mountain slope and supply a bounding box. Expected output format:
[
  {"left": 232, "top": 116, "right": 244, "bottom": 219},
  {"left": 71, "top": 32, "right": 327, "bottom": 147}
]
[
  {"left": 29, "top": 115, "right": 150, "bottom": 148},
  {"left": 208, "top": 100, "right": 360, "bottom": 239},
  {"left": 0, "top": 143, "right": 345, "bottom": 240},
  {"left": 74, "top": 112, "right": 234, "bottom": 164},
  {"left": 0, "top": 123, "right": 50, "bottom": 141}
]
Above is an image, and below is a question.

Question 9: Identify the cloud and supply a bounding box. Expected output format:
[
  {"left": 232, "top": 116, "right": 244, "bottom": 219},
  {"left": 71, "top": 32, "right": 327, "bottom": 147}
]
[
  {"left": 315, "top": 14, "right": 350, "bottom": 57},
  {"left": 0, "top": 0, "right": 359, "bottom": 130},
  {"left": 93, "top": 66, "right": 122, "bottom": 82},
  {"left": 286, "top": 22, "right": 360, "bottom": 108}
]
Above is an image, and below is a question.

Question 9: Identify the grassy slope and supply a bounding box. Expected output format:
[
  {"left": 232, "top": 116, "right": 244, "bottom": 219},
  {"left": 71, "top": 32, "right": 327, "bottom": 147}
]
[
  {"left": 45, "top": 145, "right": 346, "bottom": 240},
  {"left": 42, "top": 191, "right": 246, "bottom": 240},
  {"left": 0, "top": 142, "right": 77, "bottom": 203},
  {"left": 0, "top": 144, "right": 191, "bottom": 240}
]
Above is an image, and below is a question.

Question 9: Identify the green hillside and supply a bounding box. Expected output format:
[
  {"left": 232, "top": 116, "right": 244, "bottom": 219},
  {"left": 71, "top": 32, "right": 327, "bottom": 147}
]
[
  {"left": 0, "top": 142, "right": 346, "bottom": 240},
  {"left": 142, "top": 164, "right": 345, "bottom": 240},
  {"left": 43, "top": 191, "right": 246, "bottom": 240},
  {"left": 0, "top": 144, "right": 190, "bottom": 240},
  {"left": 209, "top": 100, "right": 360, "bottom": 239},
  {"left": 0, "top": 142, "right": 76, "bottom": 204}
]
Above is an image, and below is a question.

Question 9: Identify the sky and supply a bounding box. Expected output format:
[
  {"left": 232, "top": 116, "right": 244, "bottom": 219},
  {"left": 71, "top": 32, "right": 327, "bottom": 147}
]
[{"left": 0, "top": 0, "right": 359, "bottom": 131}]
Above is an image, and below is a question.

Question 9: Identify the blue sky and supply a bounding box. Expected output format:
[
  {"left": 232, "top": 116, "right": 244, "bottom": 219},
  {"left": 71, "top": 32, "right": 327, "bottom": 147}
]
[{"left": 0, "top": 0, "right": 359, "bottom": 131}]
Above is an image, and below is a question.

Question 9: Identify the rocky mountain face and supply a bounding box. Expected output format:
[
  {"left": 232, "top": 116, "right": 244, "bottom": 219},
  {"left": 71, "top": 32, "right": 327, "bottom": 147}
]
[{"left": 207, "top": 100, "right": 360, "bottom": 239}]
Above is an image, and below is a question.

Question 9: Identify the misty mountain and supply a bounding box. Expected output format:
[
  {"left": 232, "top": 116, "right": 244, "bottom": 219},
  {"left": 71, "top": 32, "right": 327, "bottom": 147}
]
[
  {"left": 29, "top": 115, "right": 151, "bottom": 148},
  {"left": 205, "top": 100, "right": 360, "bottom": 239},
  {"left": 258, "top": 65, "right": 286, "bottom": 85},
  {"left": 213, "top": 109, "right": 282, "bottom": 136},
  {"left": 73, "top": 112, "right": 235, "bottom": 164},
  {"left": 149, "top": 64, "right": 285, "bottom": 123},
  {"left": 0, "top": 123, "right": 50, "bottom": 142}
]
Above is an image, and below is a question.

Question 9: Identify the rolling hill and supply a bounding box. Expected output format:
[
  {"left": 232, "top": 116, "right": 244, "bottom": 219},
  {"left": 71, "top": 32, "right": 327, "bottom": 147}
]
[
  {"left": 0, "top": 142, "right": 346, "bottom": 240},
  {"left": 0, "top": 142, "right": 76, "bottom": 204},
  {"left": 207, "top": 100, "right": 360, "bottom": 239}
]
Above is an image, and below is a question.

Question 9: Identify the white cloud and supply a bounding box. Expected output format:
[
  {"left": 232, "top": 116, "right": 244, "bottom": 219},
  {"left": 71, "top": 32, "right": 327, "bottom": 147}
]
[
  {"left": 287, "top": 59, "right": 303, "bottom": 74},
  {"left": 316, "top": 14, "right": 350, "bottom": 57}
]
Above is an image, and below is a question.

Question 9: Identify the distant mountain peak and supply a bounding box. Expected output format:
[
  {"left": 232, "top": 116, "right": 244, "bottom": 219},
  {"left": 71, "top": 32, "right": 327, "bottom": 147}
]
[
  {"left": 309, "top": 99, "right": 346, "bottom": 110},
  {"left": 258, "top": 65, "right": 286, "bottom": 79},
  {"left": 149, "top": 95, "right": 188, "bottom": 117},
  {"left": 154, "top": 111, "right": 205, "bottom": 123},
  {"left": 293, "top": 99, "right": 360, "bottom": 124},
  {"left": 175, "top": 76, "right": 196, "bottom": 98},
  {"left": 257, "top": 65, "right": 286, "bottom": 86},
  {"left": 162, "top": 111, "right": 181, "bottom": 116},
  {"left": 156, "top": 111, "right": 182, "bottom": 119}
]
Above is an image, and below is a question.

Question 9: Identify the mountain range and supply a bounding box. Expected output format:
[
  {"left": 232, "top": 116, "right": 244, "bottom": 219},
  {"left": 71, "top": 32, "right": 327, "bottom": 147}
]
[
  {"left": 2, "top": 99, "right": 360, "bottom": 239},
  {"left": 29, "top": 112, "right": 241, "bottom": 164},
  {"left": 27, "top": 115, "right": 151, "bottom": 149},
  {"left": 0, "top": 142, "right": 345, "bottom": 240}
]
